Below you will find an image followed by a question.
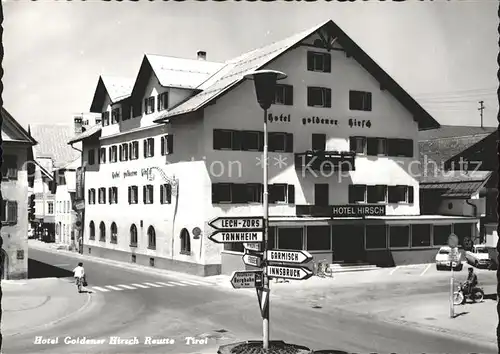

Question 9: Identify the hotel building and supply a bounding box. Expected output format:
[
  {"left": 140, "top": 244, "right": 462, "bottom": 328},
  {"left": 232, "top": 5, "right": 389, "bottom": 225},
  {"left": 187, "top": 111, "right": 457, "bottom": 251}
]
[{"left": 70, "top": 20, "right": 481, "bottom": 276}]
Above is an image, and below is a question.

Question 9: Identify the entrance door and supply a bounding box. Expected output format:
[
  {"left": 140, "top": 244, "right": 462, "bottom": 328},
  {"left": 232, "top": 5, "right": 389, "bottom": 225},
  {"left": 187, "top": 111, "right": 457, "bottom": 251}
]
[
  {"left": 314, "top": 184, "right": 329, "bottom": 206},
  {"left": 332, "top": 225, "right": 365, "bottom": 263}
]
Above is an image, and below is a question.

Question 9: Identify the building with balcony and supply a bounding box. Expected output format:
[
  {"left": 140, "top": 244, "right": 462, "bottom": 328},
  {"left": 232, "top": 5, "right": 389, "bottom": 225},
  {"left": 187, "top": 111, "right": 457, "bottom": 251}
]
[
  {"left": 1, "top": 107, "right": 37, "bottom": 279},
  {"left": 70, "top": 19, "right": 480, "bottom": 276}
]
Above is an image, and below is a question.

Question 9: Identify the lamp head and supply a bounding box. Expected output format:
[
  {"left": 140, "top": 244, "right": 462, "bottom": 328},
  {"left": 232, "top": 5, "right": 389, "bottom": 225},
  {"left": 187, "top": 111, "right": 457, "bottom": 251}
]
[{"left": 244, "top": 70, "right": 287, "bottom": 110}]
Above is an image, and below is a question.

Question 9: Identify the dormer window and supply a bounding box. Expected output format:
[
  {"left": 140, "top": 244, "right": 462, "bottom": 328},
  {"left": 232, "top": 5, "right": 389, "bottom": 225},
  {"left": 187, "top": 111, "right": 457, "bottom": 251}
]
[
  {"left": 144, "top": 97, "right": 155, "bottom": 115},
  {"left": 102, "top": 111, "right": 110, "bottom": 126},
  {"left": 157, "top": 92, "right": 169, "bottom": 111},
  {"left": 111, "top": 108, "right": 121, "bottom": 124}
]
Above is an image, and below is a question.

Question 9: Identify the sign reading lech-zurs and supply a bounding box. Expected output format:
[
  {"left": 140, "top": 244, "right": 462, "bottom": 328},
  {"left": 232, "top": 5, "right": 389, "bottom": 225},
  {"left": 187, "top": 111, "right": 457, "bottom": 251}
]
[
  {"left": 331, "top": 204, "right": 386, "bottom": 217},
  {"left": 208, "top": 216, "right": 264, "bottom": 230}
]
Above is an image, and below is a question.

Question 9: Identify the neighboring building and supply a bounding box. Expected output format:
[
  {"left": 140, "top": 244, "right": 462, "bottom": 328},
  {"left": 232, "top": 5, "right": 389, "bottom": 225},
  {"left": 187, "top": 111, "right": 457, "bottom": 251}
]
[
  {"left": 30, "top": 115, "right": 99, "bottom": 244},
  {"left": 1, "top": 107, "right": 37, "bottom": 279},
  {"left": 54, "top": 157, "right": 81, "bottom": 248},
  {"left": 70, "top": 19, "right": 484, "bottom": 276},
  {"left": 419, "top": 125, "right": 497, "bottom": 249}
]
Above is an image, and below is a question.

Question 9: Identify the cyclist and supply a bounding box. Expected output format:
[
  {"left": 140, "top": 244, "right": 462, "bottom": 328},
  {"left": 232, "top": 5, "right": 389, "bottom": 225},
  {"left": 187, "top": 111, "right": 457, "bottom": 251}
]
[{"left": 73, "top": 262, "right": 85, "bottom": 291}]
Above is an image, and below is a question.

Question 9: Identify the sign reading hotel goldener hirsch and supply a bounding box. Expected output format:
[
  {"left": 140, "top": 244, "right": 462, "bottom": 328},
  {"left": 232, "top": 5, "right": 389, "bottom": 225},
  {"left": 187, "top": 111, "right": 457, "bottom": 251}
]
[
  {"left": 208, "top": 216, "right": 264, "bottom": 230},
  {"left": 208, "top": 230, "right": 264, "bottom": 243},
  {"left": 230, "top": 270, "right": 263, "bottom": 289},
  {"left": 266, "top": 250, "right": 312, "bottom": 264},
  {"left": 266, "top": 265, "right": 313, "bottom": 280},
  {"left": 331, "top": 205, "right": 386, "bottom": 217}
]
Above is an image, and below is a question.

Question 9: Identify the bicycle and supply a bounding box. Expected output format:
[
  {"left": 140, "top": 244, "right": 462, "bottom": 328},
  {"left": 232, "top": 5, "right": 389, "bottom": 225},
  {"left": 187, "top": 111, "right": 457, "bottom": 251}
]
[
  {"left": 315, "top": 259, "right": 333, "bottom": 278},
  {"left": 76, "top": 277, "right": 83, "bottom": 293}
]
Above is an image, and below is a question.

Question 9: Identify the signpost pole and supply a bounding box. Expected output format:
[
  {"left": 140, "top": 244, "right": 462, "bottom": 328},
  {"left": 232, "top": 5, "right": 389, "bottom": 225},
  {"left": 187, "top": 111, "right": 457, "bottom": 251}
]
[
  {"left": 450, "top": 266, "right": 454, "bottom": 318},
  {"left": 262, "top": 107, "right": 270, "bottom": 350}
]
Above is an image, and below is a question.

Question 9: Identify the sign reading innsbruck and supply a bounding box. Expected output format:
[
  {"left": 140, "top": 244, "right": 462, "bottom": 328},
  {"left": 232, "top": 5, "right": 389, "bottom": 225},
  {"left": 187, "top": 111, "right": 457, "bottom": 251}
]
[
  {"left": 266, "top": 265, "right": 313, "bottom": 280},
  {"left": 230, "top": 270, "right": 263, "bottom": 289},
  {"left": 266, "top": 250, "right": 312, "bottom": 264},
  {"left": 208, "top": 216, "right": 264, "bottom": 230},
  {"left": 331, "top": 204, "right": 386, "bottom": 217},
  {"left": 243, "top": 254, "right": 263, "bottom": 267},
  {"left": 208, "top": 230, "right": 263, "bottom": 243}
]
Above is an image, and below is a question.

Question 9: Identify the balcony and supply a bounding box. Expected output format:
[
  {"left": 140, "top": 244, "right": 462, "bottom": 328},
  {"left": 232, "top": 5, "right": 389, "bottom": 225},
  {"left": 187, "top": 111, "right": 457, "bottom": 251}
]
[{"left": 294, "top": 150, "right": 356, "bottom": 172}]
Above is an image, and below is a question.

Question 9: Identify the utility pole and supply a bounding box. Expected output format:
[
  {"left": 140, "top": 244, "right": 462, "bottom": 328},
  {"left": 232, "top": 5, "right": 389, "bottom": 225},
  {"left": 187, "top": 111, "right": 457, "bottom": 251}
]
[{"left": 478, "top": 100, "right": 485, "bottom": 128}]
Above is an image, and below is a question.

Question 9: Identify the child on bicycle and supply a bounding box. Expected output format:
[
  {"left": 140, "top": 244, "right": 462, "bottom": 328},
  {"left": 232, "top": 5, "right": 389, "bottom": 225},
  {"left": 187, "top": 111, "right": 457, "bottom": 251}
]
[{"left": 73, "top": 262, "right": 86, "bottom": 288}]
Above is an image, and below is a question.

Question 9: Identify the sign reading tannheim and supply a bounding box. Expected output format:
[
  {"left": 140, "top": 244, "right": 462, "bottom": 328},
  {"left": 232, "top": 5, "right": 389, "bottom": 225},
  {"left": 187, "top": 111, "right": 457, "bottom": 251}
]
[{"left": 331, "top": 204, "right": 386, "bottom": 217}]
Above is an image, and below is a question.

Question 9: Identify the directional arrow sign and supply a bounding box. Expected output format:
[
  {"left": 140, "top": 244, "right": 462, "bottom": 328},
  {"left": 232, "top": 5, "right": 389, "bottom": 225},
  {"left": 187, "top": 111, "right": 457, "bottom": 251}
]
[
  {"left": 209, "top": 230, "right": 263, "bottom": 243},
  {"left": 242, "top": 254, "right": 262, "bottom": 267},
  {"left": 230, "top": 270, "right": 263, "bottom": 289},
  {"left": 266, "top": 249, "right": 313, "bottom": 264},
  {"left": 244, "top": 243, "right": 262, "bottom": 252},
  {"left": 209, "top": 216, "right": 264, "bottom": 230},
  {"left": 266, "top": 265, "right": 313, "bottom": 281}
]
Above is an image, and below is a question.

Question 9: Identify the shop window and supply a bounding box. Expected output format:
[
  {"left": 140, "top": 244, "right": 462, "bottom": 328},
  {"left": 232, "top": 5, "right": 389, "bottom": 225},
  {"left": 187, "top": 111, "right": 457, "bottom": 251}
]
[
  {"left": 367, "top": 185, "right": 387, "bottom": 203},
  {"left": 411, "top": 224, "right": 431, "bottom": 247},
  {"left": 389, "top": 225, "right": 410, "bottom": 248},
  {"left": 453, "top": 223, "right": 473, "bottom": 248},
  {"left": 365, "top": 225, "right": 387, "bottom": 250},
  {"left": 433, "top": 225, "right": 451, "bottom": 246},
  {"left": 180, "top": 228, "right": 191, "bottom": 254},
  {"left": 306, "top": 226, "right": 331, "bottom": 251},
  {"left": 278, "top": 227, "right": 303, "bottom": 250},
  {"left": 89, "top": 221, "right": 95, "bottom": 240},
  {"left": 349, "top": 91, "right": 372, "bottom": 111}
]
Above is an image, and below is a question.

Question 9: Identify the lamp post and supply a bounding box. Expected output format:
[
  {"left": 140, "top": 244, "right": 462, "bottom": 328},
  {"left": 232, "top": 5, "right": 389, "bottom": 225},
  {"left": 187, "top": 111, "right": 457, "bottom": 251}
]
[{"left": 244, "top": 69, "right": 287, "bottom": 350}]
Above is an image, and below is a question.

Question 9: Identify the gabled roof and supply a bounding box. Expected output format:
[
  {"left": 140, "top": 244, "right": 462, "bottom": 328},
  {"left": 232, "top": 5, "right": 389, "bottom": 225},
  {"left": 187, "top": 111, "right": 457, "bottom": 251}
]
[
  {"left": 127, "top": 54, "right": 224, "bottom": 101},
  {"left": 420, "top": 171, "right": 492, "bottom": 198},
  {"left": 55, "top": 156, "right": 81, "bottom": 171},
  {"left": 68, "top": 124, "right": 102, "bottom": 144},
  {"left": 30, "top": 124, "right": 79, "bottom": 166},
  {"left": 1, "top": 107, "right": 37, "bottom": 145},
  {"left": 89, "top": 76, "right": 135, "bottom": 112},
  {"left": 154, "top": 19, "right": 440, "bottom": 131},
  {"left": 419, "top": 125, "right": 496, "bottom": 141}
]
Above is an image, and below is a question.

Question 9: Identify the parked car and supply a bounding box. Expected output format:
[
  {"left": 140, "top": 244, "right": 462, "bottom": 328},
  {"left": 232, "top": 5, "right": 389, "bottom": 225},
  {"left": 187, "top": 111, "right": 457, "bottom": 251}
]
[
  {"left": 435, "top": 246, "right": 463, "bottom": 271},
  {"left": 465, "top": 245, "right": 491, "bottom": 269}
]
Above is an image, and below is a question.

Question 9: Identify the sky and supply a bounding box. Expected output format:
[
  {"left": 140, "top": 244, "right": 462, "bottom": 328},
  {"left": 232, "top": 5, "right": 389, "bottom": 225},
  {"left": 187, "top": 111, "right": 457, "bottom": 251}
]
[{"left": 3, "top": 0, "right": 498, "bottom": 129}]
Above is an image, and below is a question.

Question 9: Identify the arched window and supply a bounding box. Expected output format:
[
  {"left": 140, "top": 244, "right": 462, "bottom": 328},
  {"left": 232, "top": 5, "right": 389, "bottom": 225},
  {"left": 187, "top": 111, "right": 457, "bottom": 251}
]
[
  {"left": 99, "top": 222, "right": 106, "bottom": 241},
  {"left": 56, "top": 223, "right": 60, "bottom": 236},
  {"left": 147, "top": 226, "right": 156, "bottom": 250},
  {"left": 180, "top": 228, "right": 191, "bottom": 254},
  {"left": 110, "top": 222, "right": 118, "bottom": 244},
  {"left": 89, "top": 221, "right": 95, "bottom": 240},
  {"left": 130, "top": 224, "right": 138, "bottom": 246}
]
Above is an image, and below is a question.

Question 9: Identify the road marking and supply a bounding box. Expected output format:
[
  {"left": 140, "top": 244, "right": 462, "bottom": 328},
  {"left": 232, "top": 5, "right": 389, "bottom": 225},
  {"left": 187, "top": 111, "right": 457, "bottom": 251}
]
[
  {"left": 91, "top": 286, "right": 110, "bottom": 292},
  {"left": 131, "top": 283, "right": 149, "bottom": 288},
  {"left": 116, "top": 284, "right": 136, "bottom": 290},
  {"left": 143, "top": 282, "right": 162, "bottom": 288},
  {"left": 105, "top": 285, "right": 124, "bottom": 291},
  {"left": 168, "top": 281, "right": 188, "bottom": 287},
  {"left": 155, "top": 282, "right": 174, "bottom": 287},
  {"left": 389, "top": 267, "right": 399, "bottom": 275},
  {"left": 180, "top": 280, "right": 206, "bottom": 286},
  {"left": 420, "top": 264, "right": 432, "bottom": 276},
  {"left": 54, "top": 264, "right": 70, "bottom": 267}
]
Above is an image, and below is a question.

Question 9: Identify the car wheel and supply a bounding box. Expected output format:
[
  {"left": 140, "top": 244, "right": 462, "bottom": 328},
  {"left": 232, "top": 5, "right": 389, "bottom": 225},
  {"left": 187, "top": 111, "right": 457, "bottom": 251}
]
[{"left": 436, "top": 265, "right": 441, "bottom": 271}]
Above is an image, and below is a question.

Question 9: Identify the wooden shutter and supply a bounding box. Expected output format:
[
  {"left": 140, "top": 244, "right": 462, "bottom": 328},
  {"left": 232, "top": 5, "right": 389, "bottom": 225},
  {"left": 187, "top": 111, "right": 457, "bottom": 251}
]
[
  {"left": 408, "top": 186, "right": 414, "bottom": 203},
  {"left": 231, "top": 131, "right": 241, "bottom": 150},
  {"left": 128, "top": 187, "right": 131, "bottom": 204},
  {"left": 366, "top": 138, "right": 378, "bottom": 156},
  {"left": 258, "top": 132, "right": 264, "bottom": 152},
  {"left": 149, "top": 138, "right": 155, "bottom": 157},
  {"left": 160, "top": 185, "right": 164, "bottom": 204},
  {"left": 348, "top": 185, "right": 356, "bottom": 203},
  {"left": 285, "top": 85, "right": 293, "bottom": 105},
  {"left": 323, "top": 53, "right": 331, "bottom": 72},
  {"left": 287, "top": 185, "right": 295, "bottom": 204},
  {"left": 166, "top": 135, "right": 173, "bottom": 154},
  {"left": 212, "top": 184, "right": 219, "bottom": 204},
  {"left": 405, "top": 139, "right": 414, "bottom": 157},
  {"left": 160, "top": 137, "right": 165, "bottom": 156},
  {"left": 166, "top": 184, "right": 172, "bottom": 204},
  {"left": 285, "top": 133, "right": 294, "bottom": 153},
  {"left": 324, "top": 88, "right": 332, "bottom": 108},
  {"left": 143, "top": 186, "right": 147, "bottom": 204},
  {"left": 307, "top": 87, "right": 313, "bottom": 106},
  {"left": 157, "top": 94, "right": 161, "bottom": 111},
  {"left": 144, "top": 98, "right": 148, "bottom": 114},
  {"left": 143, "top": 140, "right": 148, "bottom": 158},
  {"left": 1, "top": 200, "right": 6, "bottom": 222},
  {"left": 307, "top": 52, "right": 314, "bottom": 71}
]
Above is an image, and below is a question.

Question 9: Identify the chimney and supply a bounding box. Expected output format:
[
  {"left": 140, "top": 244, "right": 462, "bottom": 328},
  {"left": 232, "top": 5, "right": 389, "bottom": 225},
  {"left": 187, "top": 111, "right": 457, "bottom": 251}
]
[
  {"left": 197, "top": 51, "right": 207, "bottom": 61},
  {"left": 74, "top": 116, "right": 83, "bottom": 135}
]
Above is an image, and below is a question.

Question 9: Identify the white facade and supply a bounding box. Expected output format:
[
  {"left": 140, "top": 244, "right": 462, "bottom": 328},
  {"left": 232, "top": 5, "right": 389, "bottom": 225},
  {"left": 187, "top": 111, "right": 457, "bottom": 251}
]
[{"left": 78, "top": 22, "right": 480, "bottom": 275}]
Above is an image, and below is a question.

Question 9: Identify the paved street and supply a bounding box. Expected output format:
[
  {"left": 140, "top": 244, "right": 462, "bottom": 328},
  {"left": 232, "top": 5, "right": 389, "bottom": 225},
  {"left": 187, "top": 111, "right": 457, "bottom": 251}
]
[{"left": 5, "top": 247, "right": 497, "bottom": 354}]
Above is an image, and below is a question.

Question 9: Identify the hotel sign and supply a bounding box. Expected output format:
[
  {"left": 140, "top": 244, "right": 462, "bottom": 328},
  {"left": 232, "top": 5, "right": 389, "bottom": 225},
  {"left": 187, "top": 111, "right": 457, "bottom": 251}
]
[
  {"left": 110, "top": 169, "right": 147, "bottom": 179},
  {"left": 331, "top": 205, "right": 386, "bottom": 217}
]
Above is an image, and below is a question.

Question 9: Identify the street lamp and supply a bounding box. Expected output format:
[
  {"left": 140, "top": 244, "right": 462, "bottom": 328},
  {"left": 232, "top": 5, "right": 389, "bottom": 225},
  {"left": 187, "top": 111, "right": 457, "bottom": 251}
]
[{"left": 244, "top": 69, "right": 287, "bottom": 350}]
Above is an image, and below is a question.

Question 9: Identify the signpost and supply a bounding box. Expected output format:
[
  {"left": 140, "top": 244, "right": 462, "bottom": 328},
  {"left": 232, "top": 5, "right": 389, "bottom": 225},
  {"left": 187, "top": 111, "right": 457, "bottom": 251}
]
[
  {"left": 208, "top": 230, "right": 264, "bottom": 243},
  {"left": 448, "top": 233, "right": 459, "bottom": 318},
  {"left": 230, "top": 270, "right": 263, "bottom": 289},
  {"left": 243, "top": 254, "right": 263, "bottom": 267},
  {"left": 266, "top": 250, "right": 312, "bottom": 264},
  {"left": 244, "top": 243, "right": 262, "bottom": 252},
  {"left": 208, "top": 216, "right": 264, "bottom": 230},
  {"left": 266, "top": 265, "right": 313, "bottom": 280}
]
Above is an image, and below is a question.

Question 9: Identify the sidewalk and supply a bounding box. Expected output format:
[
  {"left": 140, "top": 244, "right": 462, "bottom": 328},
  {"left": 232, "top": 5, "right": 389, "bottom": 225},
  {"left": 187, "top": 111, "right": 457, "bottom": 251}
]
[{"left": 2, "top": 278, "right": 94, "bottom": 336}]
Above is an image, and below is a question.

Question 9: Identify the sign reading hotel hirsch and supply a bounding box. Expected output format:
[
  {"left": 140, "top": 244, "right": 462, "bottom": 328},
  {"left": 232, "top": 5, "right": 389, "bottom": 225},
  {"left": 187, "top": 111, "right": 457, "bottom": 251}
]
[
  {"left": 331, "top": 205, "right": 386, "bottom": 218},
  {"left": 266, "top": 250, "right": 312, "bottom": 264},
  {"left": 230, "top": 270, "right": 263, "bottom": 289},
  {"left": 266, "top": 265, "right": 313, "bottom": 280},
  {"left": 208, "top": 230, "right": 264, "bottom": 243}
]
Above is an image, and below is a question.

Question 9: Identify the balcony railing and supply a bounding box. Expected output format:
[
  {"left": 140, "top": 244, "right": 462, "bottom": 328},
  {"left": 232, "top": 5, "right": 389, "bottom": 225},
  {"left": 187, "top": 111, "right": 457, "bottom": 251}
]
[{"left": 294, "top": 150, "right": 356, "bottom": 172}]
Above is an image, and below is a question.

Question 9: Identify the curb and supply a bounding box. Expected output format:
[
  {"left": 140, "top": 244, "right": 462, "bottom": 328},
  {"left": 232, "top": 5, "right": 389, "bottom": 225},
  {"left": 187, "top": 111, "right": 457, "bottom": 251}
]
[{"left": 4, "top": 291, "right": 94, "bottom": 337}]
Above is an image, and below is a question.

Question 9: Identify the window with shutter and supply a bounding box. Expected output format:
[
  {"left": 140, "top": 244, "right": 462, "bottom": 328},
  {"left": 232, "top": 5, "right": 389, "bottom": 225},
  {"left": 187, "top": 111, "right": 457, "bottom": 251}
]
[
  {"left": 272, "top": 85, "right": 294, "bottom": 106},
  {"left": 307, "top": 51, "right": 331, "bottom": 73},
  {"left": 287, "top": 185, "right": 295, "bottom": 204},
  {"left": 408, "top": 186, "right": 414, "bottom": 203},
  {"left": 350, "top": 137, "right": 366, "bottom": 154},
  {"left": 307, "top": 87, "right": 331, "bottom": 107},
  {"left": 143, "top": 140, "right": 148, "bottom": 158},
  {"left": 213, "top": 130, "right": 234, "bottom": 150},
  {"left": 268, "top": 133, "right": 287, "bottom": 152},
  {"left": 349, "top": 91, "right": 372, "bottom": 111}
]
